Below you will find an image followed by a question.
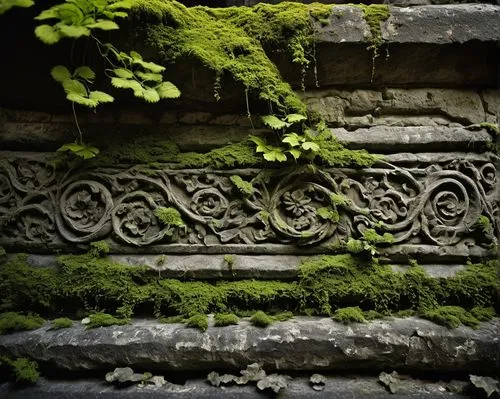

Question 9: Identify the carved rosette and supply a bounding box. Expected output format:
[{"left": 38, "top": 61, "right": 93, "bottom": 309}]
[{"left": 0, "top": 154, "right": 498, "bottom": 252}]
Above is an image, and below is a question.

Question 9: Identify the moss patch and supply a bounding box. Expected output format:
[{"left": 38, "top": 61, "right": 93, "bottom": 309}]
[
  {"left": 86, "top": 313, "right": 129, "bottom": 329},
  {"left": 0, "top": 312, "right": 45, "bottom": 335},
  {"left": 333, "top": 306, "right": 365, "bottom": 324},
  {"left": 0, "top": 253, "right": 497, "bottom": 328},
  {"left": 230, "top": 175, "right": 254, "bottom": 196},
  {"left": 185, "top": 313, "right": 208, "bottom": 331},
  {"left": 250, "top": 310, "right": 274, "bottom": 327},
  {"left": 422, "top": 306, "right": 480, "bottom": 329},
  {"left": 214, "top": 313, "right": 239, "bottom": 327},
  {"left": 50, "top": 317, "right": 73, "bottom": 330},
  {"left": 89, "top": 241, "right": 110, "bottom": 257},
  {"left": 0, "top": 357, "right": 40, "bottom": 384},
  {"left": 155, "top": 207, "right": 185, "bottom": 227}
]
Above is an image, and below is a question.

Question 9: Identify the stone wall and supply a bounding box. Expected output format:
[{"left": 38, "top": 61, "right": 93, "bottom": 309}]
[{"left": 0, "top": 2, "right": 499, "bottom": 396}]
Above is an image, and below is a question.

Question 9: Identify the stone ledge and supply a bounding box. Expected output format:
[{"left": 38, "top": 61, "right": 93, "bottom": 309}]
[
  {"left": 17, "top": 253, "right": 468, "bottom": 279},
  {"left": 331, "top": 126, "right": 493, "bottom": 152},
  {"left": 0, "top": 318, "right": 498, "bottom": 374},
  {"left": 0, "top": 376, "right": 477, "bottom": 399}
]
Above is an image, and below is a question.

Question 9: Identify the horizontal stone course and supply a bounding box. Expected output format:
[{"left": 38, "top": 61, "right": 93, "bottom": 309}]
[
  {"left": 0, "top": 318, "right": 498, "bottom": 373},
  {"left": 0, "top": 375, "right": 478, "bottom": 399}
]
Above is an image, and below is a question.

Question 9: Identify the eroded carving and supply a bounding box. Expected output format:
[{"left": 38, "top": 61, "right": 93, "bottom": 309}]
[{"left": 0, "top": 154, "right": 498, "bottom": 252}]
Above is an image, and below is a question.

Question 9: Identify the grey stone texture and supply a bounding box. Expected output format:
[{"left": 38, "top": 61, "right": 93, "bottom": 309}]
[
  {"left": 0, "top": 375, "right": 480, "bottom": 399},
  {"left": 0, "top": 318, "right": 498, "bottom": 373}
]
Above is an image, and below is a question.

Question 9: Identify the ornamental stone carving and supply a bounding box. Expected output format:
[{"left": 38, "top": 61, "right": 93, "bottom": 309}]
[{"left": 0, "top": 153, "right": 498, "bottom": 254}]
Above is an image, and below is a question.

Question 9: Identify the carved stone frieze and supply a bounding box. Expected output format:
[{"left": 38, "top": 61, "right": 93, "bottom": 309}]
[{"left": 0, "top": 152, "right": 498, "bottom": 254}]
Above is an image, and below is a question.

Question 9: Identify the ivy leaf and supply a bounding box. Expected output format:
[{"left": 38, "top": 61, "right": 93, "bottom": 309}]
[
  {"left": 111, "top": 77, "right": 142, "bottom": 91},
  {"left": 262, "top": 115, "right": 289, "bottom": 130},
  {"left": 58, "top": 24, "right": 90, "bottom": 38},
  {"left": 89, "top": 90, "right": 114, "bottom": 104},
  {"left": 35, "top": 8, "right": 59, "bottom": 20},
  {"left": 140, "top": 88, "right": 161, "bottom": 103},
  {"left": 301, "top": 142, "right": 320, "bottom": 152},
  {"left": 129, "top": 50, "right": 143, "bottom": 60},
  {"left": 249, "top": 136, "right": 269, "bottom": 153},
  {"left": 66, "top": 93, "right": 98, "bottom": 107},
  {"left": 285, "top": 114, "right": 307, "bottom": 123},
  {"left": 74, "top": 66, "right": 96, "bottom": 82},
  {"left": 136, "top": 71, "right": 163, "bottom": 82},
  {"left": 111, "top": 11, "right": 128, "bottom": 18},
  {"left": 51, "top": 66, "right": 72, "bottom": 82},
  {"left": 133, "top": 59, "right": 165, "bottom": 73},
  {"left": 55, "top": 3, "right": 84, "bottom": 24},
  {"left": 112, "top": 68, "right": 134, "bottom": 79},
  {"left": 288, "top": 149, "right": 301, "bottom": 160},
  {"left": 282, "top": 133, "right": 301, "bottom": 147},
  {"left": 156, "top": 81, "right": 181, "bottom": 99},
  {"left": 34, "top": 25, "right": 61, "bottom": 44},
  {"left": 58, "top": 143, "right": 100, "bottom": 159},
  {"left": 87, "top": 19, "right": 119, "bottom": 30},
  {"left": 0, "top": 0, "right": 33, "bottom": 14},
  {"left": 263, "top": 149, "right": 287, "bottom": 162},
  {"left": 62, "top": 79, "right": 87, "bottom": 96}
]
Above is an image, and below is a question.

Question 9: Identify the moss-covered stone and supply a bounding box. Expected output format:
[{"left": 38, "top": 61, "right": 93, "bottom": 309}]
[
  {"left": 230, "top": 175, "right": 254, "bottom": 196},
  {"left": 185, "top": 313, "right": 208, "bottom": 331},
  {"left": 422, "top": 306, "right": 480, "bottom": 329},
  {"left": 333, "top": 306, "right": 365, "bottom": 324},
  {"left": 89, "top": 241, "right": 110, "bottom": 258},
  {"left": 50, "top": 317, "right": 73, "bottom": 330},
  {"left": 250, "top": 310, "right": 273, "bottom": 327},
  {"left": 86, "top": 313, "right": 129, "bottom": 329},
  {"left": 0, "top": 357, "right": 40, "bottom": 384},
  {"left": 214, "top": 313, "right": 239, "bottom": 327},
  {"left": 154, "top": 207, "right": 185, "bottom": 227},
  {"left": 0, "top": 252, "right": 497, "bottom": 328},
  {"left": 0, "top": 312, "right": 45, "bottom": 335}
]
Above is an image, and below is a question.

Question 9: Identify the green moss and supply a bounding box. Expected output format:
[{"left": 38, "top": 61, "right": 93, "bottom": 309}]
[
  {"left": 0, "top": 357, "right": 40, "bottom": 384},
  {"left": 0, "top": 312, "right": 45, "bottom": 335},
  {"left": 330, "top": 193, "right": 348, "bottom": 207},
  {"left": 250, "top": 310, "right": 273, "bottom": 327},
  {"left": 422, "top": 306, "right": 480, "bottom": 329},
  {"left": 316, "top": 207, "right": 339, "bottom": 223},
  {"left": 89, "top": 241, "right": 110, "bottom": 258},
  {"left": 476, "top": 215, "right": 493, "bottom": 235},
  {"left": 154, "top": 207, "right": 185, "bottom": 227},
  {"left": 185, "top": 313, "right": 208, "bottom": 331},
  {"left": 345, "top": 239, "right": 366, "bottom": 254},
  {"left": 362, "top": 229, "right": 394, "bottom": 245},
  {"left": 480, "top": 122, "right": 499, "bottom": 136},
  {"left": 333, "top": 306, "right": 365, "bottom": 324},
  {"left": 354, "top": 5, "right": 390, "bottom": 52},
  {"left": 230, "top": 175, "right": 254, "bottom": 196},
  {"left": 178, "top": 141, "right": 261, "bottom": 168},
  {"left": 134, "top": 0, "right": 344, "bottom": 114},
  {"left": 272, "top": 311, "right": 294, "bottom": 322},
  {"left": 0, "top": 252, "right": 497, "bottom": 329},
  {"left": 50, "top": 317, "right": 73, "bottom": 330},
  {"left": 364, "top": 310, "right": 384, "bottom": 321},
  {"left": 12, "top": 358, "right": 40, "bottom": 384},
  {"left": 0, "top": 246, "right": 6, "bottom": 258},
  {"left": 86, "top": 313, "right": 129, "bottom": 329},
  {"left": 470, "top": 306, "right": 495, "bottom": 322},
  {"left": 214, "top": 313, "right": 239, "bottom": 327},
  {"left": 159, "top": 315, "right": 185, "bottom": 324},
  {"left": 223, "top": 254, "right": 235, "bottom": 267}
]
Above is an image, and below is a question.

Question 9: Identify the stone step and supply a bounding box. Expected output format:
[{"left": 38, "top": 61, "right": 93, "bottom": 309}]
[
  {"left": 0, "top": 375, "right": 479, "bottom": 398},
  {"left": 1, "top": 317, "right": 498, "bottom": 374},
  {"left": 18, "top": 253, "right": 471, "bottom": 279}
]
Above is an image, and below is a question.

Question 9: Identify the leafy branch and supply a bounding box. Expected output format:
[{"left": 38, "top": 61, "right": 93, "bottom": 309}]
[{"left": 250, "top": 113, "right": 320, "bottom": 162}]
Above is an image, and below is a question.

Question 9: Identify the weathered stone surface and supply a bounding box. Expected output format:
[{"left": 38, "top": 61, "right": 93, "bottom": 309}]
[
  {"left": 304, "top": 88, "right": 489, "bottom": 126},
  {"left": 0, "top": 318, "right": 498, "bottom": 373},
  {"left": 0, "top": 375, "right": 476, "bottom": 399},
  {"left": 331, "top": 126, "right": 492, "bottom": 152},
  {"left": 1, "top": 151, "right": 498, "bottom": 257}
]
